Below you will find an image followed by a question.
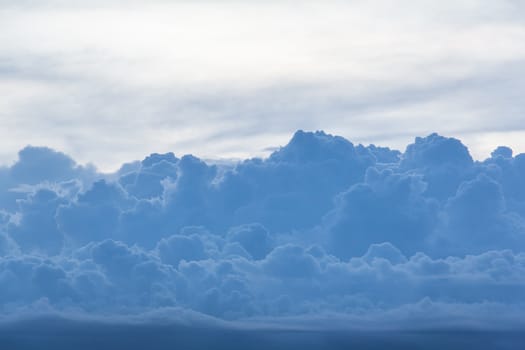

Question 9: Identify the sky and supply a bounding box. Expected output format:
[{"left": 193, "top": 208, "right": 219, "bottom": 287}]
[
  {"left": 1, "top": 0, "right": 525, "bottom": 171},
  {"left": 2, "top": 1, "right": 525, "bottom": 348}
]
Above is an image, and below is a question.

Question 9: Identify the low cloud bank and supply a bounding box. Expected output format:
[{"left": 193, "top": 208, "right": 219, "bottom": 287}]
[{"left": 1, "top": 316, "right": 524, "bottom": 350}]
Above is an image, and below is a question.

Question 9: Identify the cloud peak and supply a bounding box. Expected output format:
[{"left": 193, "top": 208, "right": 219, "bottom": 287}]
[{"left": 0, "top": 130, "right": 524, "bottom": 329}]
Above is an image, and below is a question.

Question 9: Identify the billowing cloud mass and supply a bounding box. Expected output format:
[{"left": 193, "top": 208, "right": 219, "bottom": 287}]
[{"left": 1, "top": 130, "right": 525, "bottom": 332}]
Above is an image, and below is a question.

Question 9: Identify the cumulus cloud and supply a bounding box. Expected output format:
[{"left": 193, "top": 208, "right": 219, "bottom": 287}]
[
  {"left": 0, "top": 130, "right": 525, "bottom": 333},
  {"left": 8, "top": 189, "right": 67, "bottom": 255}
]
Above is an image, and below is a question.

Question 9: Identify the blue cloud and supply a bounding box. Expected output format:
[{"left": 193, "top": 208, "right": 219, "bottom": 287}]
[
  {"left": 324, "top": 167, "right": 438, "bottom": 258},
  {"left": 0, "top": 130, "right": 524, "bottom": 331},
  {"left": 8, "top": 189, "right": 67, "bottom": 255},
  {"left": 226, "top": 224, "right": 272, "bottom": 260},
  {"left": 57, "top": 180, "right": 132, "bottom": 247},
  {"left": 0, "top": 147, "right": 97, "bottom": 211},
  {"left": 400, "top": 133, "right": 474, "bottom": 199},
  {"left": 157, "top": 234, "right": 208, "bottom": 267}
]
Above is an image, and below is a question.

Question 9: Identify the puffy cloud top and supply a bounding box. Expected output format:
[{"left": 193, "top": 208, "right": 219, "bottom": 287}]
[{"left": 0, "top": 130, "right": 525, "bottom": 328}]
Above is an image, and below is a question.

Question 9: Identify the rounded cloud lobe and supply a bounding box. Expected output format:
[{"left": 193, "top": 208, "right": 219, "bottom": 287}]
[{"left": 1, "top": 130, "right": 525, "bottom": 328}]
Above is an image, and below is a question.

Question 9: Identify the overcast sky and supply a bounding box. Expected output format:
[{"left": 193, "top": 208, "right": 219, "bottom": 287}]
[{"left": 1, "top": 0, "right": 525, "bottom": 171}]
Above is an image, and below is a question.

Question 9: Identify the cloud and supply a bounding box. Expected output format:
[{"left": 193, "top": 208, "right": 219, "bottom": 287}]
[
  {"left": 56, "top": 180, "right": 133, "bottom": 247},
  {"left": 323, "top": 167, "right": 438, "bottom": 258},
  {"left": 3, "top": 315, "right": 525, "bottom": 350},
  {"left": 157, "top": 234, "right": 208, "bottom": 267},
  {"left": 262, "top": 244, "right": 320, "bottom": 279},
  {"left": 2, "top": 1, "right": 525, "bottom": 170},
  {"left": 0, "top": 147, "right": 96, "bottom": 211},
  {"left": 226, "top": 224, "right": 272, "bottom": 260},
  {"left": 400, "top": 133, "right": 474, "bottom": 199},
  {"left": 8, "top": 189, "right": 67, "bottom": 255},
  {"left": 2, "top": 1, "right": 525, "bottom": 344},
  {"left": 0, "top": 232, "right": 17, "bottom": 256},
  {"left": 362, "top": 242, "right": 407, "bottom": 265},
  {"left": 0, "top": 130, "right": 524, "bottom": 333}
]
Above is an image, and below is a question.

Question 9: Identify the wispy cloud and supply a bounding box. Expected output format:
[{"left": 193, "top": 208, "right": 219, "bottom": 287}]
[{"left": 1, "top": 1, "right": 525, "bottom": 170}]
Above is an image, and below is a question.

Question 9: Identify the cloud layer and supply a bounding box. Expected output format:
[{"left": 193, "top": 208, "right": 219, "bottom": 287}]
[
  {"left": 2, "top": 1, "right": 525, "bottom": 169},
  {"left": 0, "top": 130, "right": 524, "bottom": 330}
]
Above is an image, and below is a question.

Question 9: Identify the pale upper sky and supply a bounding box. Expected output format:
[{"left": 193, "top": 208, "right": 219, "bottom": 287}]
[{"left": 1, "top": 0, "right": 525, "bottom": 171}]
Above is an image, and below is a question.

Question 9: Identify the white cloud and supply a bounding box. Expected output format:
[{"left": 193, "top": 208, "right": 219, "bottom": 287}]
[{"left": 1, "top": 1, "right": 525, "bottom": 170}]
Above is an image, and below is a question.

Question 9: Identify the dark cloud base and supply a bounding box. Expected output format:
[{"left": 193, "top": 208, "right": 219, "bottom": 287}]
[{"left": 1, "top": 318, "right": 523, "bottom": 350}]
